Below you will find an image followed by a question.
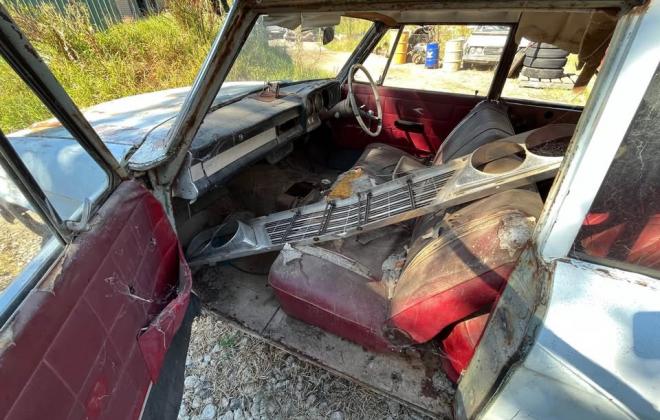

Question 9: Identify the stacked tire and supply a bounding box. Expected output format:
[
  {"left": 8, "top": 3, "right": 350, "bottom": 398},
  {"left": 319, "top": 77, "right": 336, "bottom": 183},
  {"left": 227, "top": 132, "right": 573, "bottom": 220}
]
[{"left": 521, "top": 43, "right": 569, "bottom": 79}]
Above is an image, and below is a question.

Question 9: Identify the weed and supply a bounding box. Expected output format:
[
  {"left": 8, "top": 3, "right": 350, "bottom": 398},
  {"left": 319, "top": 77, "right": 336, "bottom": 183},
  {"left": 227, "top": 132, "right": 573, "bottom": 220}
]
[{"left": 218, "top": 334, "right": 238, "bottom": 348}]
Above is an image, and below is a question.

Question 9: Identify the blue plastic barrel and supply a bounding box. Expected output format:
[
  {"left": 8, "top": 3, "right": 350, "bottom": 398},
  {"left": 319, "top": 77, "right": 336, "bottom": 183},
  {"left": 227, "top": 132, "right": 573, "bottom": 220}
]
[{"left": 425, "top": 43, "right": 439, "bottom": 69}]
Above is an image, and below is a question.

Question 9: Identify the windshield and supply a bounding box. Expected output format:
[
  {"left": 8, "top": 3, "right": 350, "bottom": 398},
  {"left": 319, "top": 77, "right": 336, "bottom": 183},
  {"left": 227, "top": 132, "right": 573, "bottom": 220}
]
[{"left": 224, "top": 16, "right": 373, "bottom": 85}]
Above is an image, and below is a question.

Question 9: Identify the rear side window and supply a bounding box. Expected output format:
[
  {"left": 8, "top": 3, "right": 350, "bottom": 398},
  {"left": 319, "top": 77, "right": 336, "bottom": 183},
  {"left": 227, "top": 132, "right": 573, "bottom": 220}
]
[{"left": 571, "top": 65, "right": 660, "bottom": 277}]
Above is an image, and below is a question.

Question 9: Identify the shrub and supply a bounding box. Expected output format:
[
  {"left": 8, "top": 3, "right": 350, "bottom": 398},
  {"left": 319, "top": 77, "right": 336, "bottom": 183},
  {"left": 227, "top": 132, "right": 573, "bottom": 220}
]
[{"left": 166, "top": 0, "right": 222, "bottom": 42}]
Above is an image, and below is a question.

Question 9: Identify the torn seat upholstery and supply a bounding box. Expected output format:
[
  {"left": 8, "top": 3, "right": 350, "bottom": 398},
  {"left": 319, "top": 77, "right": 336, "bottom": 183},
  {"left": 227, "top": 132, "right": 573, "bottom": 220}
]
[
  {"left": 269, "top": 189, "right": 543, "bottom": 352},
  {"left": 268, "top": 99, "right": 544, "bottom": 352}
]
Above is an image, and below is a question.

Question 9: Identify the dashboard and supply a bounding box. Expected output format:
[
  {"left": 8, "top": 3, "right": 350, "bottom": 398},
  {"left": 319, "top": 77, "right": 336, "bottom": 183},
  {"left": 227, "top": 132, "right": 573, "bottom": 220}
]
[{"left": 173, "top": 80, "right": 341, "bottom": 200}]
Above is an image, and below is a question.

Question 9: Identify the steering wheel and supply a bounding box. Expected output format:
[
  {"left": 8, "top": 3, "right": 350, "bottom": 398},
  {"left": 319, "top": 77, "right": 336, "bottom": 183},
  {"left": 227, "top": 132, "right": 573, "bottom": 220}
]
[{"left": 347, "top": 64, "right": 383, "bottom": 137}]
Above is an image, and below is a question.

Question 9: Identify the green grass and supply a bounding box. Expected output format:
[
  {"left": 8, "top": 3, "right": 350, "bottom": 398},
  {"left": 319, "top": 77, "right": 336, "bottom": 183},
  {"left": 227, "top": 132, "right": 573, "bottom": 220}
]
[
  {"left": 217, "top": 334, "right": 238, "bottom": 348},
  {"left": 0, "top": 1, "right": 331, "bottom": 133},
  {"left": 226, "top": 23, "right": 332, "bottom": 82},
  {"left": 324, "top": 17, "right": 373, "bottom": 53},
  {"left": 1, "top": 0, "right": 215, "bottom": 132}
]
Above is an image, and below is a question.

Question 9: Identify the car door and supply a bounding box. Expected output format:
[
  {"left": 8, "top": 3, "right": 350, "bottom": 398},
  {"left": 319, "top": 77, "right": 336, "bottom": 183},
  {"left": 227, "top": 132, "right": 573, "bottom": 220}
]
[
  {"left": 0, "top": 9, "right": 193, "bottom": 420},
  {"left": 334, "top": 82, "right": 480, "bottom": 155}
]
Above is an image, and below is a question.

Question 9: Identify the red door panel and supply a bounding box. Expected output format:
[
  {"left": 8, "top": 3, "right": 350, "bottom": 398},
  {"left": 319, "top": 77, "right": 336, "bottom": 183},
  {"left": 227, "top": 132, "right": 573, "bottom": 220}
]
[
  {"left": 0, "top": 181, "right": 191, "bottom": 420},
  {"left": 331, "top": 83, "right": 481, "bottom": 156}
]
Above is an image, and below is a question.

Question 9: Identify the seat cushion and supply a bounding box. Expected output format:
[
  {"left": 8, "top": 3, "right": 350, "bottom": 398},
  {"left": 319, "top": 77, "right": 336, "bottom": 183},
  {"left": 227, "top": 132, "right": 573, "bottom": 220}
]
[
  {"left": 440, "top": 314, "right": 490, "bottom": 383},
  {"left": 352, "top": 142, "right": 426, "bottom": 184},
  {"left": 269, "top": 189, "right": 543, "bottom": 351},
  {"left": 339, "top": 100, "right": 514, "bottom": 190},
  {"left": 388, "top": 189, "right": 543, "bottom": 343},
  {"left": 269, "top": 224, "right": 411, "bottom": 352}
]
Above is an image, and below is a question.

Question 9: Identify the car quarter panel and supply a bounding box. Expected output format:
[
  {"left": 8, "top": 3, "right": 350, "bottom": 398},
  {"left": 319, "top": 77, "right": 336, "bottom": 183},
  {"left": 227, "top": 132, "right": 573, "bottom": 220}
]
[{"left": 481, "top": 260, "right": 660, "bottom": 419}]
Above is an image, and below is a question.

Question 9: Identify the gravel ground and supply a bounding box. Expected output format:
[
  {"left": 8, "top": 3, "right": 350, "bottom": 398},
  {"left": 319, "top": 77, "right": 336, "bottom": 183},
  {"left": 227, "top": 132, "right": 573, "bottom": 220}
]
[{"left": 179, "top": 311, "right": 431, "bottom": 420}]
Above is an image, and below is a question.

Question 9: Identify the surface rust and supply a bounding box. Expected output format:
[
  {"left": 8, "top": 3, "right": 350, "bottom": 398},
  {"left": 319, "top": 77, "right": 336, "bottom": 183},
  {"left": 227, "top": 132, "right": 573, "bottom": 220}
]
[{"left": 327, "top": 168, "right": 364, "bottom": 200}]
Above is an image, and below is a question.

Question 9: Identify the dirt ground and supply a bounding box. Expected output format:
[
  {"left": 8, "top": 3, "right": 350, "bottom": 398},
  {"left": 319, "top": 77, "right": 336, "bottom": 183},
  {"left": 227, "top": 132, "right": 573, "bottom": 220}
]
[{"left": 301, "top": 42, "right": 592, "bottom": 106}]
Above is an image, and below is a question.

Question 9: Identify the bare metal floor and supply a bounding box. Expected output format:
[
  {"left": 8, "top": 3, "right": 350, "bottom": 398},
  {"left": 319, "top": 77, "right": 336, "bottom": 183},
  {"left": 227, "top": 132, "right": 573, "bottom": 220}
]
[{"left": 194, "top": 258, "right": 454, "bottom": 418}]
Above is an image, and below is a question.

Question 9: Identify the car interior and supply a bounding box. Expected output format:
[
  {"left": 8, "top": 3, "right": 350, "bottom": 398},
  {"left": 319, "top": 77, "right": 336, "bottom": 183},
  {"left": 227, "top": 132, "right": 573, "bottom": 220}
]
[
  {"left": 2, "top": 2, "right": 656, "bottom": 418},
  {"left": 167, "top": 9, "right": 601, "bottom": 415},
  {"left": 165, "top": 18, "right": 581, "bottom": 413}
]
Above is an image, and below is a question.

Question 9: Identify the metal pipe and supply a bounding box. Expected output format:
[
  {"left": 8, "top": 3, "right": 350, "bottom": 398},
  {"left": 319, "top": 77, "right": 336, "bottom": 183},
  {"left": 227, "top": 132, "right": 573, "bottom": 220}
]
[
  {"left": 378, "top": 26, "right": 403, "bottom": 86},
  {"left": 488, "top": 21, "right": 519, "bottom": 101}
]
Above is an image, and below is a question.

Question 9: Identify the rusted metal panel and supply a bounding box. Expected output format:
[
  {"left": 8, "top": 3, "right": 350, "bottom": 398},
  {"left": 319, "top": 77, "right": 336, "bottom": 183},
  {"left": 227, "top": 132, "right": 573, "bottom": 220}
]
[
  {"left": 454, "top": 246, "right": 551, "bottom": 419},
  {"left": 481, "top": 259, "right": 660, "bottom": 419}
]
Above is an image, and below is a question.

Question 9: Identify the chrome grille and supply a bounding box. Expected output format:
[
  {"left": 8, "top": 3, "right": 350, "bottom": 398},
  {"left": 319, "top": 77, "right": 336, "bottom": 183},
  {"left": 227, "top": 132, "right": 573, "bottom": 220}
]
[{"left": 265, "top": 171, "right": 455, "bottom": 244}]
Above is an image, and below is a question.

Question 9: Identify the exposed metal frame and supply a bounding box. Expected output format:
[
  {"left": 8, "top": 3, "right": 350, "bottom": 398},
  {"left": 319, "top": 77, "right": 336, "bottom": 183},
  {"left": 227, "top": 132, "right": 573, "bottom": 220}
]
[
  {"left": 187, "top": 130, "right": 567, "bottom": 265},
  {"left": 245, "top": 0, "right": 641, "bottom": 11},
  {"left": 377, "top": 26, "right": 403, "bottom": 85},
  {"left": 0, "top": 4, "right": 125, "bottom": 184}
]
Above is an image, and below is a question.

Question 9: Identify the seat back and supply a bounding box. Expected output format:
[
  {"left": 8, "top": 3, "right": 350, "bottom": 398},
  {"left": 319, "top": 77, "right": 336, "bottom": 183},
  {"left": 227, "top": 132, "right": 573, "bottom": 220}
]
[
  {"left": 387, "top": 189, "right": 543, "bottom": 343},
  {"left": 434, "top": 100, "right": 515, "bottom": 164}
]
